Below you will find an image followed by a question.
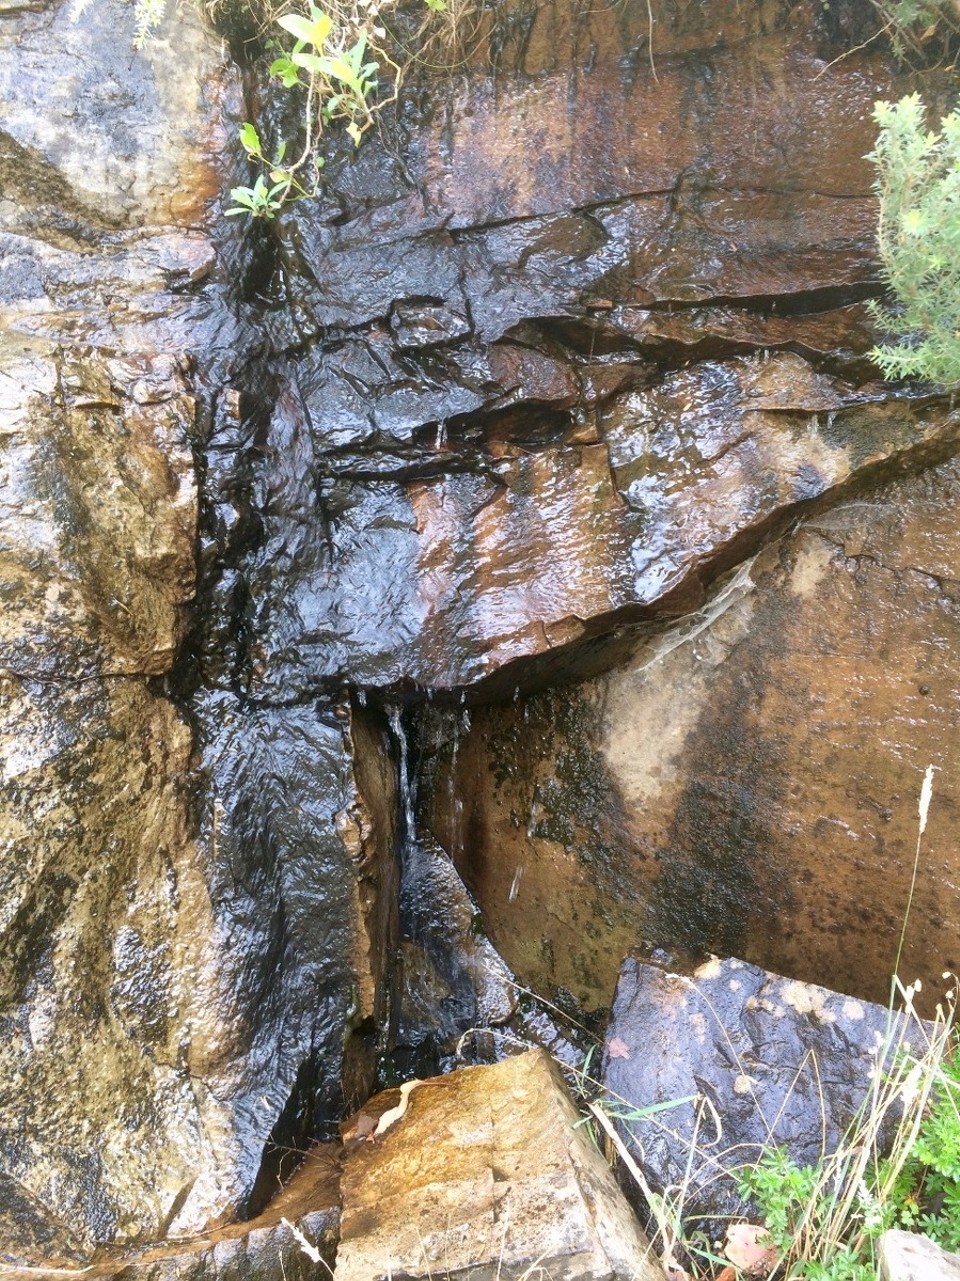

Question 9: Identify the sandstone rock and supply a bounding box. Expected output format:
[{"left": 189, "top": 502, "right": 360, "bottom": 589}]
[
  {"left": 424, "top": 457, "right": 960, "bottom": 1014},
  {"left": 0, "top": 0, "right": 401, "bottom": 1258},
  {"left": 336, "top": 1048, "right": 666, "bottom": 1281},
  {"left": 877, "top": 1229, "right": 960, "bottom": 1281},
  {"left": 0, "top": 678, "right": 397, "bottom": 1257},
  {"left": 0, "top": 340, "right": 197, "bottom": 680},
  {"left": 601, "top": 956, "right": 912, "bottom": 1226},
  {"left": 0, "top": 1144, "right": 340, "bottom": 1281}
]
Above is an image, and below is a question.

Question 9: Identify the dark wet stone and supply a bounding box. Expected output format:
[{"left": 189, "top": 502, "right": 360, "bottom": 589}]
[
  {"left": 394, "top": 834, "right": 515, "bottom": 1060},
  {"left": 0, "top": 1146, "right": 340, "bottom": 1281},
  {"left": 601, "top": 956, "right": 913, "bottom": 1227},
  {"left": 0, "top": 678, "right": 396, "bottom": 1258}
]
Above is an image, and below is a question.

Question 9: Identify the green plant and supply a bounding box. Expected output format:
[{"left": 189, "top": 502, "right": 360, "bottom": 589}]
[
  {"left": 226, "top": 0, "right": 386, "bottom": 217},
  {"left": 869, "top": 0, "right": 960, "bottom": 61},
  {"left": 726, "top": 975, "right": 959, "bottom": 1280},
  {"left": 867, "top": 92, "right": 960, "bottom": 387},
  {"left": 79, "top": 0, "right": 458, "bottom": 218},
  {"left": 885, "top": 1041, "right": 960, "bottom": 1250}
]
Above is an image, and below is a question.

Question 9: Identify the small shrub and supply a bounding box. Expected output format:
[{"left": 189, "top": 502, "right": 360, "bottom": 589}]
[
  {"left": 867, "top": 92, "right": 960, "bottom": 388},
  {"left": 870, "top": 0, "right": 960, "bottom": 61}
]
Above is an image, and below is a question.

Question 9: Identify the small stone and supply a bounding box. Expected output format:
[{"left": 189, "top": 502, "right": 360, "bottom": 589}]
[
  {"left": 602, "top": 957, "right": 917, "bottom": 1228},
  {"left": 877, "top": 1229, "right": 960, "bottom": 1281}
]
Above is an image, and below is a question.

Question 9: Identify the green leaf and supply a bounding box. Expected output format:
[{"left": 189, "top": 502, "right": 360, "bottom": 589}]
[
  {"left": 277, "top": 9, "right": 332, "bottom": 48},
  {"left": 238, "top": 122, "right": 263, "bottom": 157},
  {"left": 270, "top": 54, "right": 301, "bottom": 87},
  {"left": 291, "top": 49, "right": 329, "bottom": 73}
]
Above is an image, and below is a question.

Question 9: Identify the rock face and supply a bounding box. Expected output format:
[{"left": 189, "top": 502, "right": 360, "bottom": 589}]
[
  {"left": 205, "top": 0, "right": 950, "bottom": 699},
  {"left": 423, "top": 458, "right": 960, "bottom": 1016},
  {"left": 601, "top": 956, "right": 914, "bottom": 1226},
  {"left": 336, "top": 1048, "right": 666, "bottom": 1281},
  {"left": 0, "top": 0, "right": 399, "bottom": 1259},
  {"left": 6, "top": 0, "right": 960, "bottom": 1267}
]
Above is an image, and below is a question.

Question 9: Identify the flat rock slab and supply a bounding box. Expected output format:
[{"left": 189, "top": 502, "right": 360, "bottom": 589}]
[
  {"left": 336, "top": 1047, "right": 666, "bottom": 1280},
  {"left": 601, "top": 957, "right": 912, "bottom": 1224},
  {"left": 878, "top": 1229, "right": 960, "bottom": 1281}
]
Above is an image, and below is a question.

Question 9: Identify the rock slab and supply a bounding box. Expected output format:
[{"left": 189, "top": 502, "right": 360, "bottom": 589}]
[
  {"left": 424, "top": 458, "right": 960, "bottom": 1017},
  {"left": 601, "top": 956, "right": 914, "bottom": 1225},
  {"left": 336, "top": 1047, "right": 666, "bottom": 1281}
]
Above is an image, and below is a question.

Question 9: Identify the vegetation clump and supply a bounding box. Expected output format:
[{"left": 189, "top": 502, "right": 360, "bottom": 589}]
[{"left": 867, "top": 93, "right": 960, "bottom": 388}]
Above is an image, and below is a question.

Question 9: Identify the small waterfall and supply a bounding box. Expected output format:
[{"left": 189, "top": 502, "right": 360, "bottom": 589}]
[{"left": 387, "top": 704, "right": 416, "bottom": 839}]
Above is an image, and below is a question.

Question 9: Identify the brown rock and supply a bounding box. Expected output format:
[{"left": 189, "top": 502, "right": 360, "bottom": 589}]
[
  {"left": 0, "top": 0, "right": 401, "bottom": 1259},
  {"left": 424, "top": 458, "right": 960, "bottom": 1014},
  {"left": 0, "top": 340, "right": 196, "bottom": 680},
  {"left": 336, "top": 1048, "right": 666, "bottom": 1281},
  {"left": 0, "top": 679, "right": 398, "bottom": 1257}
]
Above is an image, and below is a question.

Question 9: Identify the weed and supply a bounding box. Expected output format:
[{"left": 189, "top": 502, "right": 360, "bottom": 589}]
[
  {"left": 869, "top": 0, "right": 960, "bottom": 62},
  {"left": 885, "top": 1041, "right": 960, "bottom": 1250},
  {"left": 867, "top": 93, "right": 960, "bottom": 388}
]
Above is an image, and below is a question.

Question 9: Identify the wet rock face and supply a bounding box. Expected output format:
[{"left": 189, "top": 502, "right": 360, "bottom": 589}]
[
  {"left": 0, "top": 0, "right": 400, "bottom": 1258},
  {"left": 5, "top": 0, "right": 960, "bottom": 1265},
  {"left": 425, "top": 458, "right": 960, "bottom": 1016},
  {"left": 204, "top": 0, "right": 951, "bottom": 698}
]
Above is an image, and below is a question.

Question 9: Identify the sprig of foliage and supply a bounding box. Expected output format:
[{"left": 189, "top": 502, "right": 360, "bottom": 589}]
[
  {"left": 228, "top": 0, "right": 445, "bottom": 218},
  {"left": 870, "top": 0, "right": 960, "bottom": 61},
  {"left": 866, "top": 93, "right": 960, "bottom": 388}
]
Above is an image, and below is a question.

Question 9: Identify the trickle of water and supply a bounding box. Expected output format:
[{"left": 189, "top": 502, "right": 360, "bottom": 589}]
[
  {"left": 448, "top": 711, "right": 463, "bottom": 856},
  {"left": 508, "top": 865, "right": 524, "bottom": 902},
  {"left": 435, "top": 419, "right": 447, "bottom": 451},
  {"left": 357, "top": 689, "right": 367, "bottom": 706},
  {"left": 387, "top": 705, "right": 416, "bottom": 836}
]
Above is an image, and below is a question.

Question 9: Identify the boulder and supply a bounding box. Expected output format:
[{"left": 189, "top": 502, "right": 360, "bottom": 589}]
[
  {"left": 878, "top": 1230, "right": 960, "bottom": 1281},
  {"left": 601, "top": 956, "right": 915, "bottom": 1227},
  {"left": 423, "top": 458, "right": 960, "bottom": 1015},
  {"left": 336, "top": 1047, "right": 667, "bottom": 1281}
]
